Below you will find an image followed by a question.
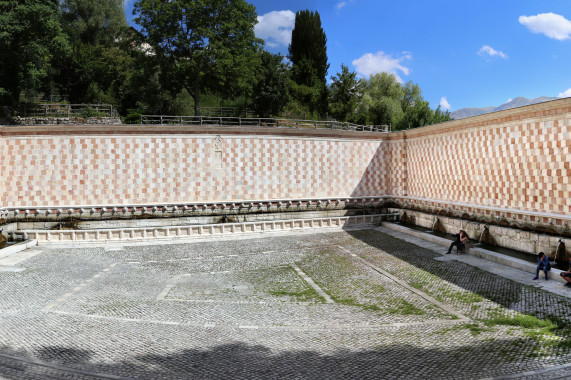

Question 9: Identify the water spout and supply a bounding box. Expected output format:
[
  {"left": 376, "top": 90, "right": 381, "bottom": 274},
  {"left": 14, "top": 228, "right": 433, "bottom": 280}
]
[
  {"left": 432, "top": 217, "right": 439, "bottom": 232},
  {"left": 555, "top": 239, "right": 566, "bottom": 264},
  {"left": 478, "top": 226, "right": 489, "bottom": 245}
]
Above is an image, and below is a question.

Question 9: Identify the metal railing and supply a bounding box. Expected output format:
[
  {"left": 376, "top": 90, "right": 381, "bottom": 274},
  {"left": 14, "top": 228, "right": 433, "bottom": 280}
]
[
  {"left": 20, "top": 103, "right": 118, "bottom": 118},
  {"left": 140, "top": 115, "right": 390, "bottom": 132},
  {"left": 195, "top": 107, "right": 256, "bottom": 118}
]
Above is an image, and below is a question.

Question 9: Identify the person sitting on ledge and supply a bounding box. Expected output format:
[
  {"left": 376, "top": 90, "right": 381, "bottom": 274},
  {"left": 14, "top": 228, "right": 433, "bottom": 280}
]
[
  {"left": 533, "top": 252, "right": 551, "bottom": 281},
  {"left": 560, "top": 258, "right": 571, "bottom": 287},
  {"left": 446, "top": 230, "right": 470, "bottom": 254}
]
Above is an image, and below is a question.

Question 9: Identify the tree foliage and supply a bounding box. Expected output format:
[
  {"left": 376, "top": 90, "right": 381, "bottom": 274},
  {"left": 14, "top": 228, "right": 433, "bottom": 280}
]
[
  {"left": 56, "top": 0, "right": 131, "bottom": 104},
  {"left": 0, "top": 0, "right": 70, "bottom": 105},
  {"left": 61, "top": 0, "right": 127, "bottom": 45},
  {"left": 352, "top": 72, "right": 451, "bottom": 130},
  {"left": 252, "top": 51, "right": 290, "bottom": 117},
  {"left": 329, "top": 64, "right": 362, "bottom": 122},
  {"left": 134, "top": 0, "right": 262, "bottom": 115},
  {"left": 0, "top": 1, "right": 452, "bottom": 127},
  {"left": 288, "top": 10, "right": 329, "bottom": 115}
]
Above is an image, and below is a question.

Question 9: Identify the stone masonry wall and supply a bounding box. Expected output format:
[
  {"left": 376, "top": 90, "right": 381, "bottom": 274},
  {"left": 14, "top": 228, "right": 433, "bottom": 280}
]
[
  {"left": 0, "top": 128, "right": 384, "bottom": 207},
  {"left": 383, "top": 98, "right": 571, "bottom": 225},
  {"left": 1, "top": 98, "right": 570, "bottom": 227}
]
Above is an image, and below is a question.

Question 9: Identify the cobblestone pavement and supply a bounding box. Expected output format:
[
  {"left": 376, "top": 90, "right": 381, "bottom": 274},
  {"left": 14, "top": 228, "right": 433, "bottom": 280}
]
[{"left": 0, "top": 229, "right": 570, "bottom": 379}]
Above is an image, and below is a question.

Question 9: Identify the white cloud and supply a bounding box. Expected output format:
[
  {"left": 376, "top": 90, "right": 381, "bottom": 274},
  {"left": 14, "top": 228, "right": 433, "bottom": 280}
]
[
  {"left": 352, "top": 51, "right": 411, "bottom": 83},
  {"left": 336, "top": 2, "right": 347, "bottom": 10},
  {"left": 519, "top": 13, "right": 571, "bottom": 40},
  {"left": 477, "top": 45, "right": 508, "bottom": 60},
  {"left": 507, "top": 98, "right": 513, "bottom": 103},
  {"left": 439, "top": 97, "right": 451, "bottom": 110},
  {"left": 255, "top": 10, "right": 295, "bottom": 48},
  {"left": 558, "top": 88, "right": 571, "bottom": 98}
]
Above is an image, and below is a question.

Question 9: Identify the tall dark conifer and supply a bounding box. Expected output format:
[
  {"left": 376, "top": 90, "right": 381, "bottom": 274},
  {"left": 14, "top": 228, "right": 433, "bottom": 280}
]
[
  {"left": 288, "top": 10, "right": 329, "bottom": 87},
  {"left": 288, "top": 10, "right": 329, "bottom": 115}
]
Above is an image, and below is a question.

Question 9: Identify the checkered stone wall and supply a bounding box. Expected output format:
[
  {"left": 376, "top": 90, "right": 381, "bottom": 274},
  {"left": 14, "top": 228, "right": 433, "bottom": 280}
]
[
  {"left": 1, "top": 98, "right": 570, "bottom": 222},
  {"left": 0, "top": 133, "right": 384, "bottom": 207},
  {"left": 395, "top": 101, "right": 571, "bottom": 217}
]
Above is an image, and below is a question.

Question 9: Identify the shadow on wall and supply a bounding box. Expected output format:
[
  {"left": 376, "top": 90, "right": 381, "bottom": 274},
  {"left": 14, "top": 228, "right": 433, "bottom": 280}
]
[
  {"left": 349, "top": 135, "right": 407, "bottom": 200},
  {"left": 349, "top": 143, "right": 388, "bottom": 199}
]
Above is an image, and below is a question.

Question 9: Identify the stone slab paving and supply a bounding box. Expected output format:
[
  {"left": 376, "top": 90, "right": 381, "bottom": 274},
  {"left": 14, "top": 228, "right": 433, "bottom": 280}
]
[{"left": 0, "top": 229, "right": 570, "bottom": 379}]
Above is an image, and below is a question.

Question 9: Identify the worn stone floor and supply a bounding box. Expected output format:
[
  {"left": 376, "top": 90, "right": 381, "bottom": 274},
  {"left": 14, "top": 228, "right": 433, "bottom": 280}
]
[{"left": 0, "top": 228, "right": 570, "bottom": 379}]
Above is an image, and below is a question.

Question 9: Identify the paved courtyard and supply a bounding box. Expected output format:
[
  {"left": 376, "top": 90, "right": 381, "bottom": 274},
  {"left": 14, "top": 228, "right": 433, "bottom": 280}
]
[{"left": 0, "top": 228, "right": 570, "bottom": 379}]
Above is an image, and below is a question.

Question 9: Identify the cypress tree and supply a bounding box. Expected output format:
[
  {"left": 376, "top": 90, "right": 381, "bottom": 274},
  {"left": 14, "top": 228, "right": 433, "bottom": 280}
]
[{"left": 288, "top": 10, "right": 329, "bottom": 87}]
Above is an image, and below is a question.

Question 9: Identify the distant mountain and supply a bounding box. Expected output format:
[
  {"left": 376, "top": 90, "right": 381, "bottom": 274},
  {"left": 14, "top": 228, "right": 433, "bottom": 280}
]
[
  {"left": 450, "top": 107, "right": 494, "bottom": 119},
  {"left": 451, "top": 96, "right": 558, "bottom": 120}
]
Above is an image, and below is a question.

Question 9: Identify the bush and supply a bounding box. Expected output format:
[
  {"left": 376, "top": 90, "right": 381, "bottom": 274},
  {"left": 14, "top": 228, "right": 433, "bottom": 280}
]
[
  {"left": 80, "top": 106, "right": 99, "bottom": 118},
  {"left": 123, "top": 112, "right": 141, "bottom": 124}
]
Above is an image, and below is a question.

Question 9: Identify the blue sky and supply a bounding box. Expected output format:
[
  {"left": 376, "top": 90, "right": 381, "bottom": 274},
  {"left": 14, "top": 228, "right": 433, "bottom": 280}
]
[{"left": 124, "top": 0, "right": 571, "bottom": 111}]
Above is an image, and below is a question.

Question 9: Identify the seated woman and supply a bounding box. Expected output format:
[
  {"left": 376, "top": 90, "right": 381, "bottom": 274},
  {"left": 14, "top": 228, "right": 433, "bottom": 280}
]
[
  {"left": 446, "top": 230, "right": 470, "bottom": 254},
  {"left": 533, "top": 252, "right": 550, "bottom": 281}
]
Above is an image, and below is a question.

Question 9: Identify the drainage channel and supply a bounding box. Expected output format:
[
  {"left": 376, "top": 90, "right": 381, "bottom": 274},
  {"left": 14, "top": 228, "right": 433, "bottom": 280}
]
[{"left": 396, "top": 222, "right": 569, "bottom": 271}]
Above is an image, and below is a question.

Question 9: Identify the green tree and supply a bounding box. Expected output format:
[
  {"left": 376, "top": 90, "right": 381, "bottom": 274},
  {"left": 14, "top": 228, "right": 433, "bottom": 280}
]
[
  {"left": 288, "top": 10, "right": 329, "bottom": 115},
  {"left": 357, "top": 72, "right": 404, "bottom": 127},
  {"left": 61, "top": 0, "right": 127, "bottom": 45},
  {"left": 252, "top": 51, "right": 290, "bottom": 117},
  {"left": 329, "top": 64, "right": 362, "bottom": 122},
  {"left": 58, "top": 0, "right": 130, "bottom": 104},
  {"left": 0, "top": 0, "right": 70, "bottom": 105},
  {"left": 134, "top": 0, "right": 262, "bottom": 116},
  {"left": 397, "top": 81, "right": 451, "bottom": 129},
  {"left": 432, "top": 105, "right": 452, "bottom": 124},
  {"left": 354, "top": 72, "right": 452, "bottom": 130}
]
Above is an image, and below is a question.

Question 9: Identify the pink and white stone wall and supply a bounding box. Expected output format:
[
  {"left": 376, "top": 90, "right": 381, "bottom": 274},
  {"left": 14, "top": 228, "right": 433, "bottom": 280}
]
[
  {"left": 0, "top": 129, "right": 384, "bottom": 207},
  {"left": 383, "top": 98, "right": 571, "bottom": 222},
  {"left": 1, "top": 98, "right": 570, "bottom": 224}
]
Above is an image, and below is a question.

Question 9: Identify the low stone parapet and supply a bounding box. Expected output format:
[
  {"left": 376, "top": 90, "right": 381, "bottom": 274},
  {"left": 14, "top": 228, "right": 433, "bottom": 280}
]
[
  {"left": 13, "top": 214, "right": 384, "bottom": 245},
  {"left": 10, "top": 116, "right": 121, "bottom": 125}
]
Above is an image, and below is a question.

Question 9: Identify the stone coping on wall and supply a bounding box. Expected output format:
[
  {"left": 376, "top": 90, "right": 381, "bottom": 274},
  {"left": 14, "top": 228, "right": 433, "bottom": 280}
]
[
  {"left": 382, "top": 97, "right": 571, "bottom": 140},
  {"left": 0, "top": 124, "right": 386, "bottom": 140},
  {"left": 0, "top": 197, "right": 385, "bottom": 221},
  {"left": 385, "top": 196, "right": 571, "bottom": 223},
  {"left": 11, "top": 215, "right": 384, "bottom": 245}
]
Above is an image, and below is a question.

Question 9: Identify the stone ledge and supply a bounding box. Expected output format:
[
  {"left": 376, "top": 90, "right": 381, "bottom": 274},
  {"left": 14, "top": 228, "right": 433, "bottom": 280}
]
[
  {"left": 381, "top": 222, "right": 567, "bottom": 284},
  {"left": 0, "top": 240, "right": 37, "bottom": 259},
  {"left": 15, "top": 215, "right": 384, "bottom": 245}
]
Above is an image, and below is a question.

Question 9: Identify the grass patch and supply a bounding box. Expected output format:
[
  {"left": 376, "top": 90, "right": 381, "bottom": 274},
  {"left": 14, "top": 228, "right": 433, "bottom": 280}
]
[
  {"left": 433, "top": 323, "right": 493, "bottom": 337},
  {"left": 483, "top": 314, "right": 557, "bottom": 329},
  {"left": 328, "top": 295, "right": 381, "bottom": 312},
  {"left": 387, "top": 299, "right": 425, "bottom": 315},
  {"left": 269, "top": 288, "right": 325, "bottom": 303},
  {"left": 435, "top": 287, "right": 484, "bottom": 304}
]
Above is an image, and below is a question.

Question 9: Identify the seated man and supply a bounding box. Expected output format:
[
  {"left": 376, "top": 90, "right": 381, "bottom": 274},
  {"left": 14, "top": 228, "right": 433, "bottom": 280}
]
[
  {"left": 533, "top": 252, "right": 550, "bottom": 281},
  {"left": 560, "top": 258, "right": 571, "bottom": 288}
]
